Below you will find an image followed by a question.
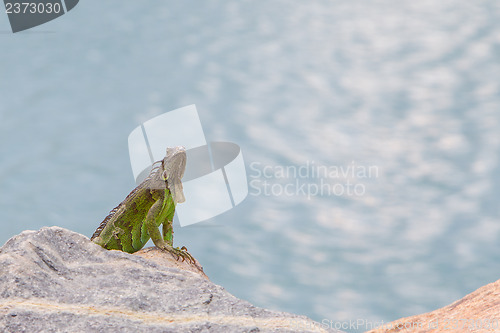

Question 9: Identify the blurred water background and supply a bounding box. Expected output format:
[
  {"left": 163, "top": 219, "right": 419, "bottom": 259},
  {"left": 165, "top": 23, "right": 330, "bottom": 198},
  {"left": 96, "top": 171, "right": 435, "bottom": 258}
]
[{"left": 1, "top": 1, "right": 499, "bottom": 332}]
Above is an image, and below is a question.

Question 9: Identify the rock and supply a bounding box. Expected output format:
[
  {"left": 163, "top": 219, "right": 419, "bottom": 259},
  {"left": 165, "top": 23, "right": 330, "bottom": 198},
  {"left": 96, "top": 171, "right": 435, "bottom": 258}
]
[
  {"left": 366, "top": 279, "right": 500, "bottom": 333},
  {"left": 0, "top": 227, "right": 342, "bottom": 333}
]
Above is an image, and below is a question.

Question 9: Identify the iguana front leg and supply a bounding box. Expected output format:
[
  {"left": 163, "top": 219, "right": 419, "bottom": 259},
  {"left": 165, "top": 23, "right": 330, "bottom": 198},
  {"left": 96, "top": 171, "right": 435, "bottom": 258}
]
[
  {"left": 163, "top": 222, "right": 194, "bottom": 263},
  {"left": 162, "top": 216, "right": 174, "bottom": 247},
  {"left": 145, "top": 199, "right": 195, "bottom": 263}
]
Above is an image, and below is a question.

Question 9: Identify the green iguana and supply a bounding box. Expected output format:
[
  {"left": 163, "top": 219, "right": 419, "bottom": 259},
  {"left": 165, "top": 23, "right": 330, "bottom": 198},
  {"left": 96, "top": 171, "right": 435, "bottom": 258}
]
[{"left": 91, "top": 146, "right": 194, "bottom": 263}]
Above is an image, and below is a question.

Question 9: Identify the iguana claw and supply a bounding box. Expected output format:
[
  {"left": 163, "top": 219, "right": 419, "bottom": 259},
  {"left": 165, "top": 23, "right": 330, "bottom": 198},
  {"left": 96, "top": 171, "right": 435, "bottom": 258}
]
[{"left": 171, "top": 246, "right": 195, "bottom": 264}]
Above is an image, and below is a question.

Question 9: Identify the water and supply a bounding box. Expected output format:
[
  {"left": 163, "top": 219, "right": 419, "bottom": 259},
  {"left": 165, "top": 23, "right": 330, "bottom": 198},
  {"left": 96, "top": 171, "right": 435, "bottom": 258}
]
[{"left": 1, "top": 1, "right": 499, "bottom": 332}]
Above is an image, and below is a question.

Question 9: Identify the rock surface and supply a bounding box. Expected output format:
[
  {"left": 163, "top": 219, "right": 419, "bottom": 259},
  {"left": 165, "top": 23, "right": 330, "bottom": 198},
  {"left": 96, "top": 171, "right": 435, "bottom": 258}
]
[
  {"left": 366, "top": 279, "right": 500, "bottom": 333},
  {"left": 0, "top": 227, "right": 342, "bottom": 333}
]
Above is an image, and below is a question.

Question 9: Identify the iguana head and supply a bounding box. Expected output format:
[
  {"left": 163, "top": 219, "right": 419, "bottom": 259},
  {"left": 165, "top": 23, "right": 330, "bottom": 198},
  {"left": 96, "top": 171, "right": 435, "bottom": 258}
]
[{"left": 162, "top": 146, "right": 187, "bottom": 204}]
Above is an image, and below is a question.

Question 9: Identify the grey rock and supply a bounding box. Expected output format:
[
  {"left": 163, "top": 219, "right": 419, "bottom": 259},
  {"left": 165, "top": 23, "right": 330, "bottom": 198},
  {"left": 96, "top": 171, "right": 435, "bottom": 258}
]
[{"left": 0, "top": 227, "right": 342, "bottom": 333}]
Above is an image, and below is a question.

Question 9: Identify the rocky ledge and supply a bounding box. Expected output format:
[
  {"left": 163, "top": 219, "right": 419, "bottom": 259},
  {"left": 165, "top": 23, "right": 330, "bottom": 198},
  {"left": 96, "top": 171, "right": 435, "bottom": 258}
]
[
  {"left": 366, "top": 282, "right": 499, "bottom": 333},
  {"left": 0, "top": 227, "right": 341, "bottom": 333}
]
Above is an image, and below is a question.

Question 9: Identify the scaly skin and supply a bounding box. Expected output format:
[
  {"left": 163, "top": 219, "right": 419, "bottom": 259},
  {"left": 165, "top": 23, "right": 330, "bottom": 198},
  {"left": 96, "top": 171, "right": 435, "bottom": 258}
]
[{"left": 91, "top": 146, "right": 194, "bottom": 263}]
